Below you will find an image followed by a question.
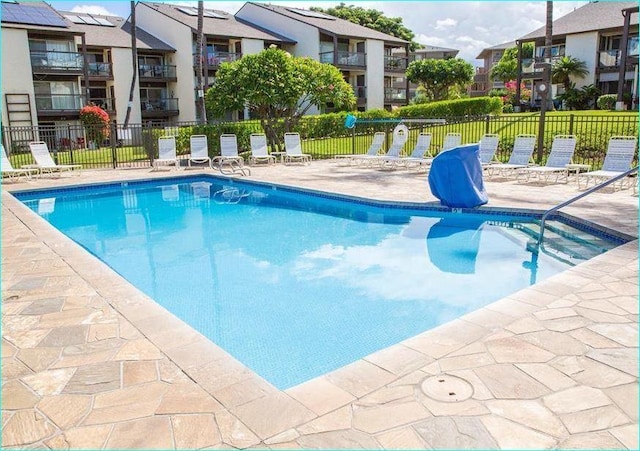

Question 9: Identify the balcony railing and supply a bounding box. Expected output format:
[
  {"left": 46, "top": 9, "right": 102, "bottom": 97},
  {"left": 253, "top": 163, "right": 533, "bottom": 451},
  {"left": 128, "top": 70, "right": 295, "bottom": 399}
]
[
  {"left": 194, "top": 51, "right": 242, "bottom": 69},
  {"left": 599, "top": 50, "right": 621, "bottom": 68},
  {"left": 87, "top": 62, "right": 112, "bottom": 78},
  {"left": 384, "top": 87, "right": 406, "bottom": 102},
  {"left": 89, "top": 98, "right": 115, "bottom": 112},
  {"left": 138, "top": 65, "right": 177, "bottom": 79},
  {"left": 35, "top": 94, "right": 85, "bottom": 112},
  {"left": 141, "top": 98, "right": 179, "bottom": 113},
  {"left": 474, "top": 72, "right": 488, "bottom": 83},
  {"left": 320, "top": 51, "right": 366, "bottom": 67},
  {"left": 353, "top": 85, "right": 366, "bottom": 103},
  {"left": 384, "top": 56, "right": 407, "bottom": 71},
  {"left": 30, "top": 51, "right": 83, "bottom": 71}
]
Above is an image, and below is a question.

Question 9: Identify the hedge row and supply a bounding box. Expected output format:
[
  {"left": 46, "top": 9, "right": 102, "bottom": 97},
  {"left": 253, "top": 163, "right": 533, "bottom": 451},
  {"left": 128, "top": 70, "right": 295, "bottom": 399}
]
[{"left": 396, "top": 97, "right": 503, "bottom": 118}]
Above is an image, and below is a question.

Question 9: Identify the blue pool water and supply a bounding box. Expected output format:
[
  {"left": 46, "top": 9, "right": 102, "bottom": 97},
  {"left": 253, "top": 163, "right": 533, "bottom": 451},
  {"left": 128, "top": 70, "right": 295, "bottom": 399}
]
[{"left": 16, "top": 176, "right": 621, "bottom": 389}]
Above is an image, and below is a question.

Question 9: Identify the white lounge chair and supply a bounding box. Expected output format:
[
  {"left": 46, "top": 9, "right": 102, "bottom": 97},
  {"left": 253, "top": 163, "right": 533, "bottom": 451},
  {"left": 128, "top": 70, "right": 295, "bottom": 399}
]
[
  {"left": 154, "top": 136, "right": 180, "bottom": 170},
  {"left": 26, "top": 141, "right": 81, "bottom": 175},
  {"left": 214, "top": 134, "right": 245, "bottom": 168},
  {"left": 441, "top": 132, "right": 462, "bottom": 152},
  {"left": 356, "top": 129, "right": 408, "bottom": 167},
  {"left": 517, "top": 135, "right": 577, "bottom": 184},
  {"left": 283, "top": 133, "right": 311, "bottom": 164},
  {"left": 1, "top": 144, "right": 38, "bottom": 180},
  {"left": 577, "top": 136, "right": 637, "bottom": 190},
  {"left": 485, "top": 134, "right": 537, "bottom": 178},
  {"left": 479, "top": 134, "right": 500, "bottom": 166},
  {"left": 249, "top": 134, "right": 277, "bottom": 165},
  {"left": 383, "top": 132, "right": 433, "bottom": 169},
  {"left": 188, "top": 135, "right": 212, "bottom": 168},
  {"left": 334, "top": 132, "right": 385, "bottom": 165}
]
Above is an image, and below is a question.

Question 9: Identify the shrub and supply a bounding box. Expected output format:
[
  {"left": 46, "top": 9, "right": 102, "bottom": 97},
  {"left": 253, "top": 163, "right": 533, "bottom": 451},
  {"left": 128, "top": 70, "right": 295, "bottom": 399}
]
[
  {"left": 79, "top": 104, "right": 110, "bottom": 146},
  {"left": 396, "top": 97, "right": 503, "bottom": 118},
  {"left": 597, "top": 94, "right": 617, "bottom": 111}
]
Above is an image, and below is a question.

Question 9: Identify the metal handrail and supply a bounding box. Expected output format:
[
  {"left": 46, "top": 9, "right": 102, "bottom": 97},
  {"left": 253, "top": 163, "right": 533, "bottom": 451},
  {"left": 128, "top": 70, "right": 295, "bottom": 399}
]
[{"left": 538, "top": 166, "right": 638, "bottom": 246}]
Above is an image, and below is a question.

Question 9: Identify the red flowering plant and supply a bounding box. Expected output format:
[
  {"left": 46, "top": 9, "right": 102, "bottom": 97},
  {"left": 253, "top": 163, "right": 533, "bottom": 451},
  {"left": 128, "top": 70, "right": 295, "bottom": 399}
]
[
  {"left": 79, "top": 104, "right": 110, "bottom": 147},
  {"left": 504, "top": 80, "right": 531, "bottom": 105}
]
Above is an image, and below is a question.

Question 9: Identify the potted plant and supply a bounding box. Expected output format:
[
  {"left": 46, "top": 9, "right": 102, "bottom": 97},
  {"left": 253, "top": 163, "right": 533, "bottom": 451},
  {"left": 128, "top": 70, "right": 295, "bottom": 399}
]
[{"left": 79, "top": 103, "right": 109, "bottom": 149}]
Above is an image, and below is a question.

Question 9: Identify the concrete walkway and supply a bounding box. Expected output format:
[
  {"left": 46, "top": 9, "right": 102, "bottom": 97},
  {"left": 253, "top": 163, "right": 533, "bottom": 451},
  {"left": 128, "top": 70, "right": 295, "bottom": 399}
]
[{"left": 1, "top": 162, "right": 638, "bottom": 449}]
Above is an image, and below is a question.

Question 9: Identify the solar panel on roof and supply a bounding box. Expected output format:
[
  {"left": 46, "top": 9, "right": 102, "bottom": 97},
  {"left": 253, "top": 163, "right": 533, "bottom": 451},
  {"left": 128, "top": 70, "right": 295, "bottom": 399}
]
[
  {"left": 94, "top": 17, "right": 115, "bottom": 27},
  {"left": 64, "top": 14, "right": 84, "bottom": 24},
  {"left": 177, "top": 6, "right": 197, "bottom": 16},
  {"left": 203, "top": 10, "right": 226, "bottom": 19},
  {"left": 79, "top": 16, "right": 101, "bottom": 25},
  {"left": 177, "top": 6, "right": 226, "bottom": 19},
  {"left": 2, "top": 2, "right": 68, "bottom": 28},
  {"left": 286, "top": 7, "right": 335, "bottom": 20}
]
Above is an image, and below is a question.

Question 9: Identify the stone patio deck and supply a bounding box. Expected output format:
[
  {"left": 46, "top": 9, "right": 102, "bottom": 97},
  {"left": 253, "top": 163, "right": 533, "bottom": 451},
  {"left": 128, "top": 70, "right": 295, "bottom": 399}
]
[{"left": 2, "top": 161, "right": 638, "bottom": 449}]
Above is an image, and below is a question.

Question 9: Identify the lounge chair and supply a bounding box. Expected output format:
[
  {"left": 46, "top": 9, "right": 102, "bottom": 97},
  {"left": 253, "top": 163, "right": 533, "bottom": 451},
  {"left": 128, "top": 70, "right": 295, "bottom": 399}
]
[
  {"left": 577, "top": 136, "right": 637, "bottom": 190},
  {"left": 485, "top": 134, "right": 537, "bottom": 178},
  {"left": 517, "top": 135, "right": 577, "bottom": 184},
  {"left": 188, "top": 135, "right": 212, "bottom": 168},
  {"left": 441, "top": 133, "right": 462, "bottom": 152},
  {"left": 214, "top": 134, "right": 245, "bottom": 168},
  {"left": 283, "top": 133, "right": 311, "bottom": 164},
  {"left": 334, "top": 132, "right": 385, "bottom": 165},
  {"left": 26, "top": 141, "right": 81, "bottom": 175},
  {"left": 249, "top": 134, "right": 277, "bottom": 165},
  {"left": 356, "top": 128, "right": 408, "bottom": 167},
  {"left": 1, "top": 144, "right": 38, "bottom": 180},
  {"left": 153, "top": 136, "right": 180, "bottom": 170},
  {"left": 382, "top": 132, "right": 433, "bottom": 170},
  {"left": 479, "top": 134, "right": 500, "bottom": 166}
]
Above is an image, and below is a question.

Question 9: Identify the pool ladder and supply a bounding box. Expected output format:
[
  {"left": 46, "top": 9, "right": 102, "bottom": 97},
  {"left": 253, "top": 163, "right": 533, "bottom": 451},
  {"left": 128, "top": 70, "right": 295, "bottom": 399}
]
[
  {"left": 212, "top": 159, "right": 251, "bottom": 177},
  {"left": 536, "top": 166, "right": 638, "bottom": 252}
]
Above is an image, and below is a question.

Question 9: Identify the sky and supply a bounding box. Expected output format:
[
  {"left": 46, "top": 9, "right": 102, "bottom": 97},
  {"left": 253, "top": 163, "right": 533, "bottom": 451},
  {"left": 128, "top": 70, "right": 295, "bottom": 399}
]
[{"left": 49, "top": 0, "right": 588, "bottom": 64}]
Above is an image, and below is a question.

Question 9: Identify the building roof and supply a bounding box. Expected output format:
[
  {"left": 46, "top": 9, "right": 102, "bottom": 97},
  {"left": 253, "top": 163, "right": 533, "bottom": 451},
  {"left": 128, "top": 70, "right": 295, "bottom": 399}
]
[
  {"left": 59, "top": 11, "right": 174, "bottom": 51},
  {"left": 476, "top": 41, "right": 515, "bottom": 59},
  {"left": 415, "top": 44, "right": 459, "bottom": 54},
  {"left": 244, "top": 2, "right": 408, "bottom": 45},
  {"left": 139, "top": 1, "right": 294, "bottom": 43},
  {"left": 1, "top": 1, "right": 77, "bottom": 33},
  {"left": 519, "top": 1, "right": 638, "bottom": 41}
]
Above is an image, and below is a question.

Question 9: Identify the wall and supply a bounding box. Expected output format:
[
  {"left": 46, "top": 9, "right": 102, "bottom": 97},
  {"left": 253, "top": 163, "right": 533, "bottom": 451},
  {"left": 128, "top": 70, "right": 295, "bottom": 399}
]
[
  {"left": 565, "top": 32, "right": 598, "bottom": 88},
  {"left": 110, "top": 47, "right": 141, "bottom": 124},
  {"left": 241, "top": 38, "right": 264, "bottom": 55},
  {"left": 365, "top": 39, "right": 384, "bottom": 109},
  {"left": 136, "top": 3, "right": 196, "bottom": 122},
  {"left": 1, "top": 27, "right": 37, "bottom": 126}
]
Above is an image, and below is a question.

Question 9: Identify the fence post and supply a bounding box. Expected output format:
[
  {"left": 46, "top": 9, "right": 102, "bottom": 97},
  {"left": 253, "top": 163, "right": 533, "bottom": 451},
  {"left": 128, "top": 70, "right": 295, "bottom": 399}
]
[
  {"left": 67, "top": 124, "right": 75, "bottom": 165},
  {"left": 110, "top": 121, "right": 118, "bottom": 169},
  {"left": 569, "top": 114, "right": 574, "bottom": 135},
  {"left": 351, "top": 125, "right": 355, "bottom": 155},
  {"left": 485, "top": 115, "right": 490, "bottom": 134}
]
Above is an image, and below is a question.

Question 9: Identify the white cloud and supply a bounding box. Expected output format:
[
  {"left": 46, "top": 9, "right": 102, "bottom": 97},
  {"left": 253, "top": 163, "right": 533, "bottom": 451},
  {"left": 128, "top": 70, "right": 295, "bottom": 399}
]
[
  {"left": 415, "top": 34, "right": 448, "bottom": 47},
  {"left": 474, "top": 26, "right": 489, "bottom": 34},
  {"left": 435, "top": 17, "right": 457, "bottom": 30},
  {"left": 70, "top": 5, "right": 118, "bottom": 16}
]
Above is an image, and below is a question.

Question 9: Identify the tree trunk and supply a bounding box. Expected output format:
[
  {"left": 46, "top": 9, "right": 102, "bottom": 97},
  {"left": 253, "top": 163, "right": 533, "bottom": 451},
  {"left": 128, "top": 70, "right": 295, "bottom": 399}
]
[
  {"left": 196, "top": 1, "right": 207, "bottom": 124},
  {"left": 123, "top": 1, "right": 137, "bottom": 128}
]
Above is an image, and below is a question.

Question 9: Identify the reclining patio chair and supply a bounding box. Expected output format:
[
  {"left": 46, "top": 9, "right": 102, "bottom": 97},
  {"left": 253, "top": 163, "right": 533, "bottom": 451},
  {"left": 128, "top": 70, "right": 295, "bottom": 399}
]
[
  {"left": 334, "top": 132, "right": 385, "bottom": 165},
  {"left": 381, "top": 132, "right": 433, "bottom": 170},
  {"left": 249, "top": 134, "right": 277, "bottom": 165},
  {"left": 441, "top": 132, "right": 462, "bottom": 152},
  {"left": 188, "top": 135, "right": 212, "bottom": 168},
  {"left": 517, "top": 135, "right": 577, "bottom": 184},
  {"left": 153, "top": 136, "right": 180, "bottom": 170},
  {"left": 214, "top": 134, "right": 245, "bottom": 167},
  {"left": 1, "top": 144, "right": 38, "bottom": 180},
  {"left": 356, "top": 126, "right": 408, "bottom": 167},
  {"left": 283, "top": 133, "right": 312, "bottom": 164},
  {"left": 26, "top": 141, "right": 81, "bottom": 175},
  {"left": 479, "top": 134, "right": 500, "bottom": 166},
  {"left": 577, "top": 136, "right": 637, "bottom": 190},
  {"left": 485, "top": 134, "right": 537, "bottom": 179}
]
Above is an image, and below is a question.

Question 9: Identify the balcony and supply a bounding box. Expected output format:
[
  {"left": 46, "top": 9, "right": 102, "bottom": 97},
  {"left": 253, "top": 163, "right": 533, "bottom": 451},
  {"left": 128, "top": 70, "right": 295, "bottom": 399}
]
[
  {"left": 89, "top": 98, "right": 115, "bottom": 113},
  {"left": 320, "top": 51, "right": 366, "bottom": 68},
  {"left": 194, "top": 52, "right": 242, "bottom": 70},
  {"left": 140, "top": 98, "right": 179, "bottom": 117},
  {"left": 30, "top": 51, "right": 83, "bottom": 73},
  {"left": 138, "top": 65, "right": 177, "bottom": 81},
  {"left": 474, "top": 68, "right": 488, "bottom": 83},
  {"left": 384, "top": 56, "right": 407, "bottom": 72},
  {"left": 35, "top": 94, "right": 85, "bottom": 115},
  {"left": 353, "top": 85, "right": 366, "bottom": 105},
  {"left": 87, "top": 62, "right": 112, "bottom": 79},
  {"left": 521, "top": 58, "right": 544, "bottom": 79},
  {"left": 384, "top": 87, "right": 406, "bottom": 102}
]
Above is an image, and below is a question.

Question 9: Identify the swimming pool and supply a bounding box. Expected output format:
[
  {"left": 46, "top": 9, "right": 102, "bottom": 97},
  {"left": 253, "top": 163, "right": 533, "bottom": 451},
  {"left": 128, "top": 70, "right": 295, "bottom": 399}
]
[{"left": 15, "top": 176, "right": 625, "bottom": 389}]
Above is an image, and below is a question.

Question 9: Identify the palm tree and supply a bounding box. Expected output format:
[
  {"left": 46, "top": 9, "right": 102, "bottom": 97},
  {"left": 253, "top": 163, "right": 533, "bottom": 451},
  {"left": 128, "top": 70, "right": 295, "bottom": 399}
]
[{"left": 552, "top": 56, "right": 589, "bottom": 92}]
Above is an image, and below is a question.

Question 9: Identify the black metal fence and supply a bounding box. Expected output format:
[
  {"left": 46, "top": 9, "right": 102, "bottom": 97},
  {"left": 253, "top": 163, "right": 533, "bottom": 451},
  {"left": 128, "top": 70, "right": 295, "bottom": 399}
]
[{"left": 2, "top": 114, "right": 637, "bottom": 170}]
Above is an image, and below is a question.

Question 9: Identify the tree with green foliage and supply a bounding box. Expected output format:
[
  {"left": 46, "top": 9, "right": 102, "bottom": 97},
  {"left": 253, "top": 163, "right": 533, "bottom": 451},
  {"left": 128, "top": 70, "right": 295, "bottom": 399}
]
[
  {"left": 489, "top": 43, "right": 534, "bottom": 82},
  {"left": 406, "top": 58, "right": 474, "bottom": 102},
  {"left": 311, "top": 3, "right": 421, "bottom": 51},
  {"left": 552, "top": 56, "right": 589, "bottom": 92},
  {"left": 205, "top": 47, "right": 355, "bottom": 149}
]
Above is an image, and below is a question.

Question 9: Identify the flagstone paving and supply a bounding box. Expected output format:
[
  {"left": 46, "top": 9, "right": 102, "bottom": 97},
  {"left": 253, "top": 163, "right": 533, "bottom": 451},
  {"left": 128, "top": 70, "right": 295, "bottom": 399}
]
[{"left": 1, "top": 162, "right": 638, "bottom": 449}]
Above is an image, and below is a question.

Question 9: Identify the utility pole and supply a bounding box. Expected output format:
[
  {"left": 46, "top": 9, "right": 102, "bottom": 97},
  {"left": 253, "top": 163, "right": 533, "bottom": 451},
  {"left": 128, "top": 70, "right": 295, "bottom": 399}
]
[
  {"left": 124, "top": 0, "right": 137, "bottom": 128},
  {"left": 196, "top": 1, "right": 207, "bottom": 124},
  {"left": 536, "top": 1, "right": 553, "bottom": 163}
]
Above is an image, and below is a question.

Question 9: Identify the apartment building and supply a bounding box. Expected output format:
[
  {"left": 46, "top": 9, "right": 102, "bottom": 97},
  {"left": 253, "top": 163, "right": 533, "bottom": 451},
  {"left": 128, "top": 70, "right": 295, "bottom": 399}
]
[
  {"left": 235, "top": 2, "right": 410, "bottom": 111},
  {"left": 516, "top": 1, "right": 638, "bottom": 108},
  {"left": 135, "top": 2, "right": 295, "bottom": 121},
  {"left": 469, "top": 41, "right": 514, "bottom": 97}
]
